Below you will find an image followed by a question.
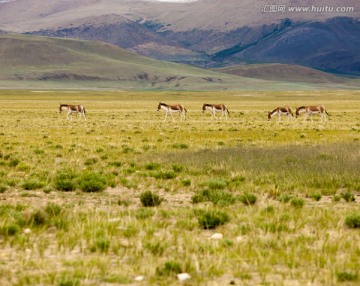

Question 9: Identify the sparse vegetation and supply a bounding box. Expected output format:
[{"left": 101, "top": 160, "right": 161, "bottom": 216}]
[{"left": 0, "top": 90, "right": 359, "bottom": 285}]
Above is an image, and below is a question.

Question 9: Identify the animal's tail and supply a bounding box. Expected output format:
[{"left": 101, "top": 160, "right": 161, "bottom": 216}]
[
  {"left": 226, "top": 108, "right": 230, "bottom": 117},
  {"left": 184, "top": 108, "right": 187, "bottom": 114},
  {"left": 325, "top": 110, "right": 330, "bottom": 116}
]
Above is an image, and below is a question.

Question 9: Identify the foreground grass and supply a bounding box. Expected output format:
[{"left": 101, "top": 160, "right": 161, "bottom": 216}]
[{"left": 0, "top": 90, "right": 359, "bottom": 285}]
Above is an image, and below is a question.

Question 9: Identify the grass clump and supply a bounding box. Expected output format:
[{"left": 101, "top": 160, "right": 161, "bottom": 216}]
[
  {"left": 195, "top": 209, "right": 230, "bottom": 229},
  {"left": 340, "top": 191, "right": 355, "bottom": 202},
  {"left": 78, "top": 171, "right": 107, "bottom": 193},
  {"left": 140, "top": 191, "right": 162, "bottom": 207},
  {"left": 278, "top": 194, "right": 293, "bottom": 203},
  {"left": 150, "top": 170, "right": 177, "bottom": 180},
  {"left": 239, "top": 192, "right": 257, "bottom": 205},
  {"left": 58, "top": 272, "right": 81, "bottom": 286},
  {"left": 336, "top": 271, "right": 358, "bottom": 282},
  {"left": 95, "top": 236, "right": 110, "bottom": 253},
  {"left": 54, "top": 169, "right": 78, "bottom": 192},
  {"left": 29, "top": 209, "right": 48, "bottom": 226},
  {"left": 344, "top": 212, "right": 360, "bottom": 228},
  {"left": 192, "top": 189, "right": 237, "bottom": 206},
  {"left": 44, "top": 203, "right": 62, "bottom": 217},
  {"left": 22, "top": 179, "right": 45, "bottom": 190},
  {"left": 203, "top": 178, "right": 228, "bottom": 190},
  {"left": 290, "top": 197, "right": 305, "bottom": 208},
  {"left": 156, "top": 261, "right": 183, "bottom": 276},
  {"left": 0, "top": 184, "right": 7, "bottom": 193},
  {"left": 0, "top": 224, "right": 20, "bottom": 236},
  {"left": 136, "top": 208, "right": 155, "bottom": 219},
  {"left": 308, "top": 192, "right": 322, "bottom": 201},
  {"left": 144, "top": 162, "right": 161, "bottom": 170}
]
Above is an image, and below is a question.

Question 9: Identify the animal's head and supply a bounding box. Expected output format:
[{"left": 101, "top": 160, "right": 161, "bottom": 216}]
[
  {"left": 202, "top": 104, "right": 207, "bottom": 113},
  {"left": 295, "top": 107, "right": 303, "bottom": 118},
  {"left": 267, "top": 112, "right": 272, "bottom": 120},
  {"left": 59, "top": 104, "right": 64, "bottom": 113},
  {"left": 157, "top": 102, "right": 162, "bottom": 111}
]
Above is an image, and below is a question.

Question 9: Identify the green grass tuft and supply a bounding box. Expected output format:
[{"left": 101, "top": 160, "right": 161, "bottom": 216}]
[
  {"left": 78, "top": 172, "right": 107, "bottom": 193},
  {"left": 140, "top": 191, "right": 162, "bottom": 207},
  {"left": 195, "top": 209, "right": 230, "bottom": 229},
  {"left": 345, "top": 212, "right": 360, "bottom": 228}
]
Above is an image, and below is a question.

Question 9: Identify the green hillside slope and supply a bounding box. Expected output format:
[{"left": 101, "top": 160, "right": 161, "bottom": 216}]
[
  {"left": 0, "top": 34, "right": 358, "bottom": 90},
  {"left": 0, "top": 34, "right": 235, "bottom": 83}
]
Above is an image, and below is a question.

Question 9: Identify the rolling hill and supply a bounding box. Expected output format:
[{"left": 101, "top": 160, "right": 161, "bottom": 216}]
[
  {"left": 0, "top": 34, "right": 266, "bottom": 90},
  {"left": 0, "top": 0, "right": 359, "bottom": 75},
  {"left": 215, "top": 64, "right": 347, "bottom": 84},
  {"left": 2, "top": 34, "right": 356, "bottom": 90},
  {"left": 0, "top": 34, "right": 215, "bottom": 81}
]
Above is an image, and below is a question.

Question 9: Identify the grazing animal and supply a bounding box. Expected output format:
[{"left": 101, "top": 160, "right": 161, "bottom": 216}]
[
  {"left": 157, "top": 102, "right": 187, "bottom": 122},
  {"left": 295, "top": 105, "right": 329, "bottom": 122},
  {"left": 268, "top": 107, "right": 293, "bottom": 121},
  {"left": 202, "top": 103, "right": 230, "bottom": 120},
  {"left": 59, "top": 104, "right": 86, "bottom": 120}
]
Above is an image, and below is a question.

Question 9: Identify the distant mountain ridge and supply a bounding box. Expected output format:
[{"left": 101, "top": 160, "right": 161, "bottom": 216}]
[{"left": 0, "top": 0, "right": 359, "bottom": 75}]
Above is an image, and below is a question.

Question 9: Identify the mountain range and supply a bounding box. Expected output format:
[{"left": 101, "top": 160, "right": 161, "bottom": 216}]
[{"left": 0, "top": 0, "right": 359, "bottom": 77}]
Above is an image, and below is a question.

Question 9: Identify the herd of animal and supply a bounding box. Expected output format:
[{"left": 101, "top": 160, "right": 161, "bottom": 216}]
[{"left": 59, "top": 103, "right": 330, "bottom": 122}]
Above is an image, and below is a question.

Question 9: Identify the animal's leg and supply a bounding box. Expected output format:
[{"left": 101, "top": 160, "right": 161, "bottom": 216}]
[
  {"left": 213, "top": 110, "right": 218, "bottom": 120},
  {"left": 170, "top": 112, "right": 175, "bottom": 122},
  {"left": 219, "top": 111, "right": 224, "bottom": 120},
  {"left": 182, "top": 111, "right": 186, "bottom": 121},
  {"left": 223, "top": 110, "right": 228, "bottom": 120}
]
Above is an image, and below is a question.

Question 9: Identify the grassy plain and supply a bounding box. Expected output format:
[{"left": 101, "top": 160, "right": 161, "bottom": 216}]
[{"left": 0, "top": 89, "right": 359, "bottom": 286}]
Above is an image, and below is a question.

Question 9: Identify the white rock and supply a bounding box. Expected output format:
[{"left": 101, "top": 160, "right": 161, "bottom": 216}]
[
  {"left": 108, "top": 218, "right": 121, "bottom": 223},
  {"left": 134, "top": 275, "right": 144, "bottom": 282},
  {"left": 211, "top": 233, "right": 223, "bottom": 240},
  {"left": 236, "top": 236, "right": 244, "bottom": 242},
  {"left": 177, "top": 273, "right": 191, "bottom": 281},
  {"left": 24, "top": 228, "right": 32, "bottom": 234}
]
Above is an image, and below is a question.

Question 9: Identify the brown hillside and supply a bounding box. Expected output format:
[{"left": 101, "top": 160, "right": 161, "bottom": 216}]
[{"left": 216, "top": 64, "right": 347, "bottom": 84}]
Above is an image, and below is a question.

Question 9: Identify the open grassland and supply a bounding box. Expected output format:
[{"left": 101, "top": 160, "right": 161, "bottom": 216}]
[{"left": 0, "top": 90, "right": 359, "bottom": 286}]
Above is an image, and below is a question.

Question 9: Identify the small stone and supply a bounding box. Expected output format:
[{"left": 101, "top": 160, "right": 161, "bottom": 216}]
[
  {"left": 211, "top": 233, "right": 223, "bottom": 240},
  {"left": 24, "top": 228, "right": 32, "bottom": 234},
  {"left": 134, "top": 275, "right": 144, "bottom": 282},
  {"left": 177, "top": 273, "right": 191, "bottom": 281},
  {"left": 108, "top": 218, "right": 121, "bottom": 223}
]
